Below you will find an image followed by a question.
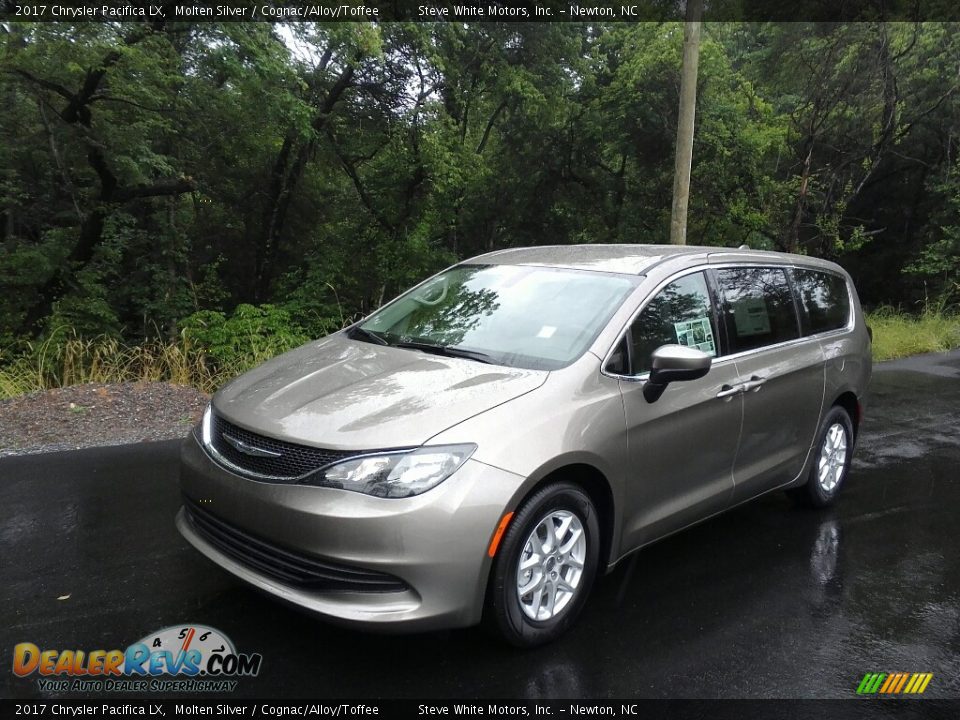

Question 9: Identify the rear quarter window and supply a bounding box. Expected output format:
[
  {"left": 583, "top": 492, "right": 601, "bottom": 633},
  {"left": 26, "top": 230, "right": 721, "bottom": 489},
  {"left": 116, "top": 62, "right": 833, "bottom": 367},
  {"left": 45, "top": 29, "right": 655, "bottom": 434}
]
[{"left": 793, "top": 269, "right": 851, "bottom": 335}]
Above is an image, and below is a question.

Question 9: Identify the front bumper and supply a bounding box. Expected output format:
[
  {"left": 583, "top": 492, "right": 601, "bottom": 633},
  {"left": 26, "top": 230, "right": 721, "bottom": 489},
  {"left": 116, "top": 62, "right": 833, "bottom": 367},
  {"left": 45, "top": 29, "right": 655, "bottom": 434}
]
[{"left": 177, "top": 434, "right": 523, "bottom": 631}]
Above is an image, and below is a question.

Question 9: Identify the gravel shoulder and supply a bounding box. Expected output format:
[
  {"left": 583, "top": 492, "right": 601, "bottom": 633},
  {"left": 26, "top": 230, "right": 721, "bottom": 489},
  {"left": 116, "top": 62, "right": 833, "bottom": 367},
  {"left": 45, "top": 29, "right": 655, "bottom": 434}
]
[{"left": 0, "top": 382, "right": 209, "bottom": 458}]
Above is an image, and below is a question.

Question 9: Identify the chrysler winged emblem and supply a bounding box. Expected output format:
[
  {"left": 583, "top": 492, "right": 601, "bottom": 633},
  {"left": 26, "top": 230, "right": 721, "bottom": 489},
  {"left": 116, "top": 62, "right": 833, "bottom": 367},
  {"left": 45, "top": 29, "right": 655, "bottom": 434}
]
[{"left": 221, "top": 433, "right": 282, "bottom": 458}]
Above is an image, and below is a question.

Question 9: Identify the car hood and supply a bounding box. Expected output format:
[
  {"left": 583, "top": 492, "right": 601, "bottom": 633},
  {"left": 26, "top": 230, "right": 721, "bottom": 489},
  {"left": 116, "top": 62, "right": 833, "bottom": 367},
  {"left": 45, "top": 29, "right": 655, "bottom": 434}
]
[{"left": 213, "top": 333, "right": 548, "bottom": 450}]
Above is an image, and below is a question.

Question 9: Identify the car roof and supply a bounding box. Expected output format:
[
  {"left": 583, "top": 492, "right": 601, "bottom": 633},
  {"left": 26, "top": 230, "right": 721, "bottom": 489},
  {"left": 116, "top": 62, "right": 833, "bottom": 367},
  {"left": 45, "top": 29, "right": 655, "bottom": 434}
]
[{"left": 465, "top": 244, "right": 833, "bottom": 276}]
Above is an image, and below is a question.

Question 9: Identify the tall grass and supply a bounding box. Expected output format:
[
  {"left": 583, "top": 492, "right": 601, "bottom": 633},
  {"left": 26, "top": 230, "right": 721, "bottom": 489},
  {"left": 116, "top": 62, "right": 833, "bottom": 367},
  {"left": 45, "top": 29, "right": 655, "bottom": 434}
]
[
  {"left": 0, "top": 332, "right": 242, "bottom": 399},
  {"left": 866, "top": 306, "right": 960, "bottom": 361}
]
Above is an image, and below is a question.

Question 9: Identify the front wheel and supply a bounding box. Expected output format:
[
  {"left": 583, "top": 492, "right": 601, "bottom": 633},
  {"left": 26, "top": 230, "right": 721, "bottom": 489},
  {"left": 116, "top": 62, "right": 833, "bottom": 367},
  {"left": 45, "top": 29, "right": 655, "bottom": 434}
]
[
  {"left": 485, "top": 482, "right": 600, "bottom": 647},
  {"left": 790, "top": 406, "right": 854, "bottom": 508}
]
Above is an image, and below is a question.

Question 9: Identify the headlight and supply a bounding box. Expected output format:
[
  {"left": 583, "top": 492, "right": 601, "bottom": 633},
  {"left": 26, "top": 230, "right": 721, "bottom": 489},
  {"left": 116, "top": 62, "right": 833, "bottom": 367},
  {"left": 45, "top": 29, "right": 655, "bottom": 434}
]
[
  {"left": 303, "top": 444, "right": 477, "bottom": 498},
  {"left": 199, "top": 404, "right": 213, "bottom": 445}
]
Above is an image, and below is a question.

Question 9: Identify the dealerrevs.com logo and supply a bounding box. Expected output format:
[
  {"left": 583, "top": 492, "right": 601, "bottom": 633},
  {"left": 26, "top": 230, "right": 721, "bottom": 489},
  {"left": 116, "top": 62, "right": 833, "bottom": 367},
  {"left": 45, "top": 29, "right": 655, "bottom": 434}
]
[{"left": 12, "top": 624, "right": 262, "bottom": 693}]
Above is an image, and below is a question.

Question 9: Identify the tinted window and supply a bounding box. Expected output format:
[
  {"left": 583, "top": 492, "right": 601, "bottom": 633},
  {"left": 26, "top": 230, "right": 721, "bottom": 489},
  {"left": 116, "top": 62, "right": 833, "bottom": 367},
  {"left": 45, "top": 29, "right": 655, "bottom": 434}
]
[
  {"left": 793, "top": 269, "right": 850, "bottom": 335},
  {"left": 629, "top": 272, "right": 718, "bottom": 374},
  {"left": 716, "top": 267, "right": 799, "bottom": 353}
]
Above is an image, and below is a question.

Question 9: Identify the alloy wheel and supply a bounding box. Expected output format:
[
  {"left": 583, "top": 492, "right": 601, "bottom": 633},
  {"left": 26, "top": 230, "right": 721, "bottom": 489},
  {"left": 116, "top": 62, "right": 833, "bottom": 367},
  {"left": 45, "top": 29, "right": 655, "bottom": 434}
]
[
  {"left": 817, "top": 422, "right": 848, "bottom": 493},
  {"left": 515, "top": 510, "right": 587, "bottom": 621}
]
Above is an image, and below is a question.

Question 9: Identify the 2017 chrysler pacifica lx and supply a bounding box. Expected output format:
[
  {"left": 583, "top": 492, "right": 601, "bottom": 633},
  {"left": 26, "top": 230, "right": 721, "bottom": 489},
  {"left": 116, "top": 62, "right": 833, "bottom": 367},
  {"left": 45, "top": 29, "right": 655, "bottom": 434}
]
[{"left": 178, "top": 244, "right": 871, "bottom": 646}]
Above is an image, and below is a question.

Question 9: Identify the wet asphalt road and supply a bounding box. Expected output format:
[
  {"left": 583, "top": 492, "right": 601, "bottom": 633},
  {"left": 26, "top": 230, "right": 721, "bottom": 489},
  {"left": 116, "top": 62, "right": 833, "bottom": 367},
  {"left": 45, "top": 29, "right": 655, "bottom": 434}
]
[{"left": 2, "top": 351, "right": 959, "bottom": 700}]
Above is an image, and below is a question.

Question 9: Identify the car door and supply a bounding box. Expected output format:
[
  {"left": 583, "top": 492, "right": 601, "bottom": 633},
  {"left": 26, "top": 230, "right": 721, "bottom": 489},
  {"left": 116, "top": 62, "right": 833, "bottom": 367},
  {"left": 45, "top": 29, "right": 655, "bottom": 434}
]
[
  {"left": 713, "top": 266, "right": 826, "bottom": 503},
  {"left": 611, "top": 271, "right": 743, "bottom": 550}
]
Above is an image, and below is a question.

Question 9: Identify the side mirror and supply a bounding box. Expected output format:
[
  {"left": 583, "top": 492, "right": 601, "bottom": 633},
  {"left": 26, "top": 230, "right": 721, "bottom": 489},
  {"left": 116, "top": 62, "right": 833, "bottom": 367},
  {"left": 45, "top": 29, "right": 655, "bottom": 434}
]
[{"left": 643, "top": 345, "right": 712, "bottom": 403}]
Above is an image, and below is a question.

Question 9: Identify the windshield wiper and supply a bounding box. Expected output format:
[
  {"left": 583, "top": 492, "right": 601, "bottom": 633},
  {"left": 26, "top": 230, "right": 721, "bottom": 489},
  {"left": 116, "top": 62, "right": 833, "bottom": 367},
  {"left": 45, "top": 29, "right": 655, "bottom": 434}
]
[
  {"left": 350, "top": 326, "right": 389, "bottom": 346},
  {"left": 393, "top": 341, "right": 496, "bottom": 365}
]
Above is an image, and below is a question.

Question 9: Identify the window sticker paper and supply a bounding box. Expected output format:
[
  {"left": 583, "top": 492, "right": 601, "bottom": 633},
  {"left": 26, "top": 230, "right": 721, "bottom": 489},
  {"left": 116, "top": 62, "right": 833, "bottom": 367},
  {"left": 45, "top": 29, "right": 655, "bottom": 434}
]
[
  {"left": 673, "top": 318, "right": 716, "bottom": 356},
  {"left": 733, "top": 298, "right": 771, "bottom": 336}
]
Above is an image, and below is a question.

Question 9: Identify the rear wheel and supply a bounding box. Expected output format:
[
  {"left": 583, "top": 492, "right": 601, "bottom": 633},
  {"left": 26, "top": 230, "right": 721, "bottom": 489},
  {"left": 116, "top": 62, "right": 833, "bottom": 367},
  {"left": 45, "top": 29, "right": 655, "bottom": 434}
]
[
  {"left": 789, "top": 405, "right": 854, "bottom": 508},
  {"left": 486, "top": 482, "right": 599, "bottom": 647}
]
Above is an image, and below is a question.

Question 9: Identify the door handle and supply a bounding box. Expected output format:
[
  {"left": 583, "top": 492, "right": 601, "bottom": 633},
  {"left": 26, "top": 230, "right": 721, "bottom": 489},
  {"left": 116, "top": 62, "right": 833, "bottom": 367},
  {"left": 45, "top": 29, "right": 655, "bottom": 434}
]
[
  {"left": 742, "top": 375, "right": 767, "bottom": 392},
  {"left": 716, "top": 384, "right": 743, "bottom": 400}
]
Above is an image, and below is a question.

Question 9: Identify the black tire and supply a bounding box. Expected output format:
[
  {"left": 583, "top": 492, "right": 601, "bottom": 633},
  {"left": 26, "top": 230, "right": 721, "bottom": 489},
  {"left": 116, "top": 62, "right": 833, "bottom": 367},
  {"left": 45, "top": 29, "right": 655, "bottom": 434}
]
[
  {"left": 485, "top": 481, "right": 600, "bottom": 647},
  {"left": 789, "top": 406, "right": 854, "bottom": 508}
]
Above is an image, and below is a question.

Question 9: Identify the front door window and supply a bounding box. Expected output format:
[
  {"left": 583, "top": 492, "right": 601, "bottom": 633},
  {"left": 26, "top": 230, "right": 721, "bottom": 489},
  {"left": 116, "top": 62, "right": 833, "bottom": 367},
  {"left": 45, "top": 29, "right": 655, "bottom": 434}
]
[{"left": 629, "top": 272, "right": 718, "bottom": 374}]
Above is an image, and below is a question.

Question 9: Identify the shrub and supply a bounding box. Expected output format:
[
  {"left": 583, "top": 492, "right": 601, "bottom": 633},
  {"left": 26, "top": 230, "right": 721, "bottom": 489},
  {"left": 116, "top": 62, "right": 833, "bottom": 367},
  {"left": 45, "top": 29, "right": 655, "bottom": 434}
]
[{"left": 179, "top": 303, "right": 310, "bottom": 373}]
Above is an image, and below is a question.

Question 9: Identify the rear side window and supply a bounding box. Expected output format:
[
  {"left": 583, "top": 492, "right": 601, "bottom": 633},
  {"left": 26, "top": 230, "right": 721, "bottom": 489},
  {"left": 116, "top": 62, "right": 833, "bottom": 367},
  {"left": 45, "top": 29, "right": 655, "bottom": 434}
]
[
  {"left": 628, "top": 272, "right": 718, "bottom": 374},
  {"left": 716, "top": 267, "right": 799, "bottom": 353},
  {"left": 793, "top": 269, "right": 850, "bottom": 335}
]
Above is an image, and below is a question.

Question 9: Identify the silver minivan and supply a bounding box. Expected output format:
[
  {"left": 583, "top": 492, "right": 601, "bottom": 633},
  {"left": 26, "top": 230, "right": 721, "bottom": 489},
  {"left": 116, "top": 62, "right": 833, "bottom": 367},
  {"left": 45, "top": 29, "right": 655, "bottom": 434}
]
[{"left": 178, "top": 244, "right": 871, "bottom": 646}]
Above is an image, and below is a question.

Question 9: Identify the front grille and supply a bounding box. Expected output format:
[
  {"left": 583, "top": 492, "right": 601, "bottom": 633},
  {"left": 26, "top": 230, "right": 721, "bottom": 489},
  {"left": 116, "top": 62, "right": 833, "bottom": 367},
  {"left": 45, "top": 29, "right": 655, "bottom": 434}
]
[
  {"left": 183, "top": 498, "right": 409, "bottom": 593},
  {"left": 209, "top": 413, "right": 355, "bottom": 480}
]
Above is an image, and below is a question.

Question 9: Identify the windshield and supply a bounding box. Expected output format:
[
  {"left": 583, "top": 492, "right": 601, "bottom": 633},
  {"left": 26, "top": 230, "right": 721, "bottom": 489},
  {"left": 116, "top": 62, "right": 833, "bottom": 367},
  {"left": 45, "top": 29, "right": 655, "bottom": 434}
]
[{"left": 354, "top": 264, "right": 639, "bottom": 370}]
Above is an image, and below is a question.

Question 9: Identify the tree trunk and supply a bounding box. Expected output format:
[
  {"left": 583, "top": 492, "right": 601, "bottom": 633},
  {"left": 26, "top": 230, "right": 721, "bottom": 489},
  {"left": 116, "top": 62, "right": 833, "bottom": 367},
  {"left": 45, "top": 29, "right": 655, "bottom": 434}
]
[
  {"left": 787, "top": 143, "right": 813, "bottom": 253},
  {"left": 669, "top": 0, "right": 703, "bottom": 246},
  {"left": 252, "top": 62, "right": 356, "bottom": 301}
]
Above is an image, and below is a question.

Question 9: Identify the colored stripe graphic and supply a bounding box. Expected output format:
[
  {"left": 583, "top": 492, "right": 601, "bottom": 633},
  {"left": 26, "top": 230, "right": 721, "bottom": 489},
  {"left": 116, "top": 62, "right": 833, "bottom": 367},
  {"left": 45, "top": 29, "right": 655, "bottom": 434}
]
[
  {"left": 857, "top": 672, "right": 932, "bottom": 695},
  {"left": 879, "top": 674, "right": 897, "bottom": 693},
  {"left": 895, "top": 673, "right": 910, "bottom": 693},
  {"left": 890, "top": 673, "right": 906, "bottom": 693},
  {"left": 857, "top": 673, "right": 886, "bottom": 694}
]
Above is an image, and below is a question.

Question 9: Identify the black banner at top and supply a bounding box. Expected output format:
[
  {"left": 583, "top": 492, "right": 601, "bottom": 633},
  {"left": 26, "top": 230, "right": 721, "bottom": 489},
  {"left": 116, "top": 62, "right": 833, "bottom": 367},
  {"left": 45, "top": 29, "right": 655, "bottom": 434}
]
[{"left": 2, "top": 0, "right": 960, "bottom": 22}]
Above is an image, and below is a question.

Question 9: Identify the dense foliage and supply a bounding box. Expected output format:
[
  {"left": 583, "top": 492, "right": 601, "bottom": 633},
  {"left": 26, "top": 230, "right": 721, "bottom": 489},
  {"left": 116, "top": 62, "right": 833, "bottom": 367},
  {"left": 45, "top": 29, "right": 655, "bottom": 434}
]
[{"left": 2, "top": 21, "right": 959, "bottom": 365}]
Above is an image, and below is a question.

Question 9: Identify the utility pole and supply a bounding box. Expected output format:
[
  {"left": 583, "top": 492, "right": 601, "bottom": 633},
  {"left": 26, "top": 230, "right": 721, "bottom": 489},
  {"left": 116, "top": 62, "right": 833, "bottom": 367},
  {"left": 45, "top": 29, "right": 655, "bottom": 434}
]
[{"left": 669, "top": 0, "right": 703, "bottom": 245}]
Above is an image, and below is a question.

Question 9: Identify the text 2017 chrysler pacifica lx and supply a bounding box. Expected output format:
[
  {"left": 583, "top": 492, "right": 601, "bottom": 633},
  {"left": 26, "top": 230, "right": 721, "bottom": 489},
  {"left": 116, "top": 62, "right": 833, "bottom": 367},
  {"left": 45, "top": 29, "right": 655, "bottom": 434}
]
[{"left": 178, "top": 244, "right": 871, "bottom": 646}]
